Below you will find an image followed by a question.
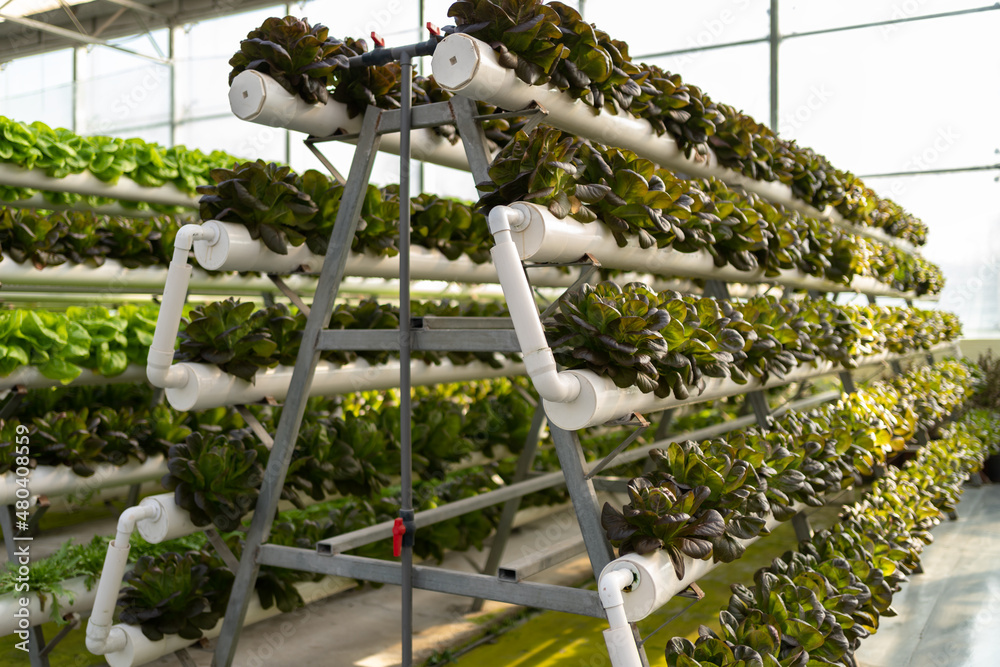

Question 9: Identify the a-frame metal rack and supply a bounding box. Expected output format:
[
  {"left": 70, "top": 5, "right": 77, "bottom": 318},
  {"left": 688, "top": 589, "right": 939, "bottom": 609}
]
[
  {"left": 212, "top": 36, "right": 640, "bottom": 667},
  {"left": 209, "top": 34, "right": 927, "bottom": 667}
]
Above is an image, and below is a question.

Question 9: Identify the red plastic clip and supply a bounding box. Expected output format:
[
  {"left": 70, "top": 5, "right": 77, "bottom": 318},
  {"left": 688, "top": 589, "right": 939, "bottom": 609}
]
[
  {"left": 371, "top": 31, "right": 386, "bottom": 48},
  {"left": 392, "top": 517, "right": 406, "bottom": 557},
  {"left": 426, "top": 22, "right": 442, "bottom": 36}
]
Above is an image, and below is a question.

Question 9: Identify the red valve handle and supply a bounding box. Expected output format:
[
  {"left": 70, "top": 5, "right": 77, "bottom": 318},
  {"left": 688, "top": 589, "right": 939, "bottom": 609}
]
[
  {"left": 392, "top": 517, "right": 406, "bottom": 557},
  {"left": 426, "top": 22, "right": 441, "bottom": 36},
  {"left": 371, "top": 32, "right": 386, "bottom": 48}
]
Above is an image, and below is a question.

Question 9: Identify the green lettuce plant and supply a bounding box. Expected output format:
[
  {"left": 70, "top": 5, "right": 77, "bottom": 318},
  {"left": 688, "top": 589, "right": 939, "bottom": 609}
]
[{"left": 118, "top": 550, "right": 233, "bottom": 641}]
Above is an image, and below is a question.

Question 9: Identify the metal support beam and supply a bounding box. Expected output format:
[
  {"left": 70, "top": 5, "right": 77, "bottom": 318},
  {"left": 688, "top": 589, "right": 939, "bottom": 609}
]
[
  {"left": 838, "top": 370, "right": 857, "bottom": 395},
  {"left": 498, "top": 536, "right": 586, "bottom": 582},
  {"left": 317, "top": 329, "right": 522, "bottom": 353},
  {"left": 317, "top": 463, "right": 572, "bottom": 555},
  {"left": 213, "top": 107, "right": 385, "bottom": 667},
  {"left": 205, "top": 528, "right": 241, "bottom": 572},
  {"left": 584, "top": 422, "right": 650, "bottom": 480},
  {"left": 550, "top": 426, "right": 615, "bottom": 578},
  {"left": 450, "top": 95, "right": 494, "bottom": 188},
  {"left": 398, "top": 52, "right": 416, "bottom": 666},
  {"left": 102, "top": 0, "right": 167, "bottom": 17},
  {"left": 746, "top": 391, "right": 773, "bottom": 430},
  {"left": 791, "top": 512, "right": 813, "bottom": 542},
  {"left": 0, "top": 384, "right": 27, "bottom": 420},
  {"left": 0, "top": 12, "right": 170, "bottom": 64},
  {"left": 258, "top": 546, "right": 607, "bottom": 618},
  {"left": 769, "top": 0, "right": 780, "bottom": 131},
  {"left": 37, "top": 614, "right": 78, "bottom": 659},
  {"left": 703, "top": 279, "right": 731, "bottom": 301}
]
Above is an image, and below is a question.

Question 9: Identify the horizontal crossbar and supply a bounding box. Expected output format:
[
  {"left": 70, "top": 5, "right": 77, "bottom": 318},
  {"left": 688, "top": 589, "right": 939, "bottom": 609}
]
[
  {"left": 316, "top": 329, "right": 522, "bottom": 353},
  {"left": 257, "top": 546, "right": 606, "bottom": 617}
]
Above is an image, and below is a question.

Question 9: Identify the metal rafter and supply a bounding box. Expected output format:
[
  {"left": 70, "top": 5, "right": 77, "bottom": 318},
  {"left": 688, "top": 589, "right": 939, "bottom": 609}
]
[
  {"left": 102, "top": 0, "right": 164, "bottom": 17},
  {"left": 0, "top": 10, "right": 169, "bottom": 63}
]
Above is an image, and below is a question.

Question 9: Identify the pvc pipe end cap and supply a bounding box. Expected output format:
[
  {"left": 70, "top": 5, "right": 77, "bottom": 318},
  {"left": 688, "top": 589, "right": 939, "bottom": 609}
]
[
  {"left": 229, "top": 70, "right": 267, "bottom": 120},
  {"left": 431, "top": 33, "right": 482, "bottom": 91},
  {"left": 164, "top": 364, "right": 202, "bottom": 412},
  {"left": 192, "top": 222, "right": 225, "bottom": 271}
]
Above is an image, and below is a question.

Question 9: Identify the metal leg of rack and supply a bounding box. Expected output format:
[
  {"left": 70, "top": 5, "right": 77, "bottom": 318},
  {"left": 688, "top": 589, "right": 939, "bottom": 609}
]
[
  {"left": 838, "top": 370, "right": 857, "bottom": 395},
  {"left": 704, "top": 279, "right": 731, "bottom": 301},
  {"left": 397, "top": 51, "right": 416, "bottom": 667},
  {"left": 746, "top": 391, "right": 773, "bottom": 430},
  {"left": 469, "top": 404, "right": 547, "bottom": 612},
  {"left": 37, "top": 613, "right": 79, "bottom": 659},
  {"left": 549, "top": 426, "right": 615, "bottom": 577},
  {"left": 174, "top": 648, "right": 198, "bottom": 667},
  {"left": 791, "top": 512, "right": 814, "bottom": 542},
  {"left": 212, "top": 106, "right": 385, "bottom": 667},
  {"left": 1, "top": 506, "right": 49, "bottom": 667},
  {"left": 0, "top": 384, "right": 27, "bottom": 420}
]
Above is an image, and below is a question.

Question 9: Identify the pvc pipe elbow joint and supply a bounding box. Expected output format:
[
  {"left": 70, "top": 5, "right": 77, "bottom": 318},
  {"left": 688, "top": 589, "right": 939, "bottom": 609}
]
[
  {"left": 87, "top": 504, "right": 160, "bottom": 655},
  {"left": 115, "top": 504, "right": 160, "bottom": 547},
  {"left": 87, "top": 624, "right": 127, "bottom": 656},
  {"left": 523, "top": 349, "right": 581, "bottom": 403},
  {"left": 599, "top": 566, "right": 644, "bottom": 667},
  {"left": 488, "top": 206, "right": 581, "bottom": 404},
  {"left": 173, "top": 223, "right": 218, "bottom": 253},
  {"left": 148, "top": 224, "right": 218, "bottom": 389}
]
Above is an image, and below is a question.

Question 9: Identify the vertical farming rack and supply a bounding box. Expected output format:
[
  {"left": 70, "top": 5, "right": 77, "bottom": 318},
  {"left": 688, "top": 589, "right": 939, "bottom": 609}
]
[{"left": 145, "top": 29, "right": 954, "bottom": 667}]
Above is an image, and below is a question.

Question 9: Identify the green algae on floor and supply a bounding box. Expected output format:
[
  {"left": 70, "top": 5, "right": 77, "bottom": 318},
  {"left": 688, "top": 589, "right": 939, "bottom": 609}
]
[
  {"left": 446, "top": 503, "right": 848, "bottom": 667},
  {"left": 1, "top": 620, "right": 108, "bottom": 666}
]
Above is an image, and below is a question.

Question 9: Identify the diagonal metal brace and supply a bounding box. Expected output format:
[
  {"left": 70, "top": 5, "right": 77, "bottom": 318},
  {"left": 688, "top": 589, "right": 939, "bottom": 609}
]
[
  {"left": 585, "top": 417, "right": 650, "bottom": 480},
  {"left": 539, "top": 254, "right": 601, "bottom": 320}
]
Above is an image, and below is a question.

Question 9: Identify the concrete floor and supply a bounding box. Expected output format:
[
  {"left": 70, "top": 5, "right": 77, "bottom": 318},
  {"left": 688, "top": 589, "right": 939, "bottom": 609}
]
[{"left": 855, "top": 482, "right": 1000, "bottom": 667}]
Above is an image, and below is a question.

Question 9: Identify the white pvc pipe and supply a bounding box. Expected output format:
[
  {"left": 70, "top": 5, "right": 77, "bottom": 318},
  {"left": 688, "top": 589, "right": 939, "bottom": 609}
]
[
  {"left": 86, "top": 504, "right": 160, "bottom": 656},
  {"left": 0, "top": 576, "right": 95, "bottom": 636},
  {"left": 103, "top": 578, "right": 352, "bottom": 667},
  {"left": 0, "top": 163, "right": 198, "bottom": 209},
  {"left": 134, "top": 492, "right": 203, "bottom": 544},
  {"left": 0, "top": 364, "right": 146, "bottom": 391},
  {"left": 146, "top": 224, "right": 218, "bottom": 389},
  {"left": 507, "top": 202, "right": 915, "bottom": 298},
  {"left": 192, "top": 220, "right": 578, "bottom": 286},
  {"left": 542, "top": 346, "right": 957, "bottom": 431},
  {"left": 598, "top": 567, "right": 644, "bottom": 667},
  {"left": 2, "top": 194, "right": 186, "bottom": 219},
  {"left": 164, "top": 358, "right": 525, "bottom": 412},
  {"left": 599, "top": 507, "right": 801, "bottom": 623},
  {"left": 193, "top": 221, "right": 325, "bottom": 273},
  {"left": 229, "top": 70, "right": 473, "bottom": 172},
  {"left": 488, "top": 206, "right": 581, "bottom": 403},
  {"left": 431, "top": 34, "right": 920, "bottom": 258},
  {"left": 0, "top": 254, "right": 319, "bottom": 295},
  {"left": 0, "top": 456, "right": 166, "bottom": 506}
]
